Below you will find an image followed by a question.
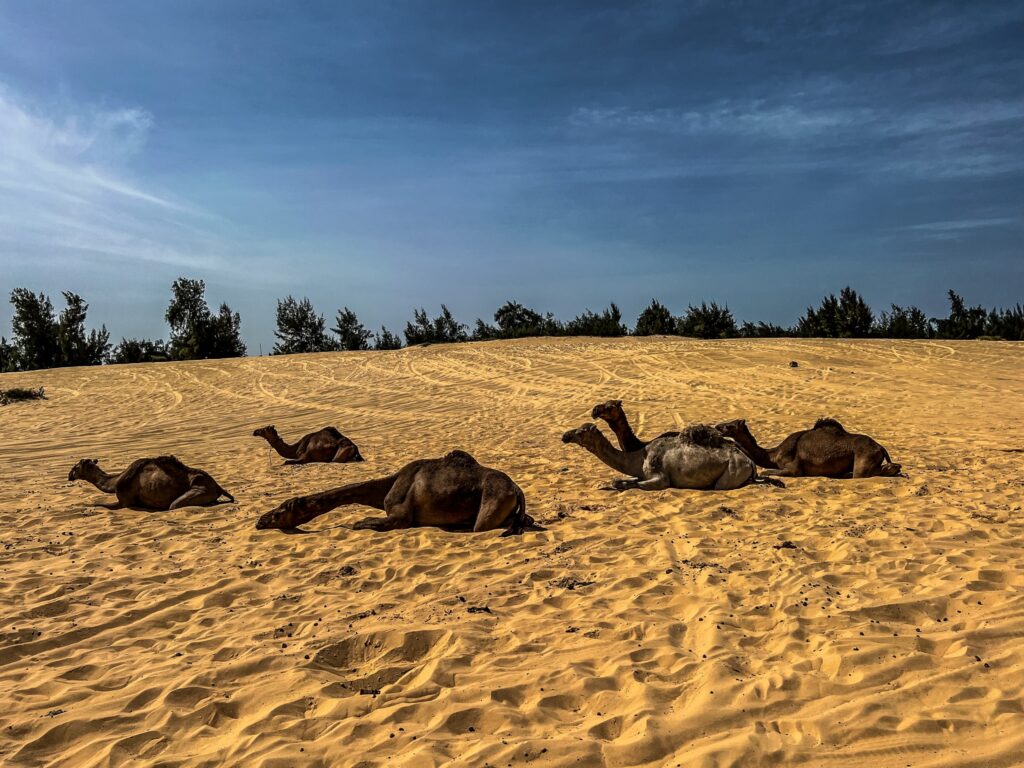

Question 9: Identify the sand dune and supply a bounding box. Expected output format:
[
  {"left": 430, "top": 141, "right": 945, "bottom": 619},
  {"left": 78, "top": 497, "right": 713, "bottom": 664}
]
[{"left": 1, "top": 337, "right": 1022, "bottom": 767}]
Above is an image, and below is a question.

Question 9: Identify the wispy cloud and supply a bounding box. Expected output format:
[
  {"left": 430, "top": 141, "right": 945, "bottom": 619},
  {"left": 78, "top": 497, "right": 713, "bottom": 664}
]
[
  {"left": 569, "top": 102, "right": 867, "bottom": 139},
  {"left": 899, "top": 217, "right": 1020, "bottom": 240},
  {"left": 0, "top": 84, "right": 227, "bottom": 271},
  {"left": 568, "top": 95, "right": 1024, "bottom": 179}
]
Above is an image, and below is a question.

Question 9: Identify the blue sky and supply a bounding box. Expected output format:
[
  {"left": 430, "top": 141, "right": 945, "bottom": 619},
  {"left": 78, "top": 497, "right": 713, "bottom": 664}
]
[{"left": 1, "top": 0, "right": 1022, "bottom": 348}]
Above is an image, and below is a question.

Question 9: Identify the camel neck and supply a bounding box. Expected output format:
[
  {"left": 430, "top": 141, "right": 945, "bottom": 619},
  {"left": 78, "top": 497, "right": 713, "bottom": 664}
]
[
  {"left": 264, "top": 432, "right": 298, "bottom": 459},
  {"left": 583, "top": 433, "right": 646, "bottom": 478},
  {"left": 288, "top": 475, "right": 397, "bottom": 526},
  {"left": 734, "top": 431, "right": 777, "bottom": 469},
  {"left": 606, "top": 415, "right": 646, "bottom": 453},
  {"left": 84, "top": 466, "right": 119, "bottom": 493}
]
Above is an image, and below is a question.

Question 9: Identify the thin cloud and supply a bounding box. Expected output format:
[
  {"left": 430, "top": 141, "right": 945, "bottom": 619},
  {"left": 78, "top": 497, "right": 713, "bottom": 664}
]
[{"left": 0, "top": 85, "right": 227, "bottom": 270}]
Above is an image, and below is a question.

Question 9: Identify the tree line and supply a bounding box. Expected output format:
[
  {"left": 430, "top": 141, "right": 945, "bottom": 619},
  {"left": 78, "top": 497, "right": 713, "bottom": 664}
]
[{"left": 2, "top": 280, "right": 1021, "bottom": 372}]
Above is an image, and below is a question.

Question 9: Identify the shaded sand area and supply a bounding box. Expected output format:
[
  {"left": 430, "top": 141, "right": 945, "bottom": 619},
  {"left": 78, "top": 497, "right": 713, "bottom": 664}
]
[{"left": 1, "top": 338, "right": 1023, "bottom": 767}]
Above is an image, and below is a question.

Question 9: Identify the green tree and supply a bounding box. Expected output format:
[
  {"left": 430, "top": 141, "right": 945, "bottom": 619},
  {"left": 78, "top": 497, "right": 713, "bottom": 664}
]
[
  {"left": 374, "top": 326, "right": 403, "bottom": 350},
  {"left": 633, "top": 299, "right": 677, "bottom": 336},
  {"left": 984, "top": 304, "right": 1024, "bottom": 340},
  {"left": 565, "top": 303, "right": 626, "bottom": 337},
  {"left": 933, "top": 290, "right": 987, "bottom": 339},
  {"left": 678, "top": 302, "right": 737, "bottom": 338},
  {"left": 272, "top": 296, "right": 339, "bottom": 354},
  {"left": 796, "top": 287, "right": 873, "bottom": 337},
  {"left": 739, "top": 321, "right": 792, "bottom": 338},
  {"left": 165, "top": 278, "right": 245, "bottom": 359},
  {"left": 57, "top": 292, "right": 110, "bottom": 365},
  {"left": 874, "top": 304, "right": 932, "bottom": 338},
  {"left": 332, "top": 306, "right": 372, "bottom": 350},
  {"left": 110, "top": 338, "right": 169, "bottom": 364},
  {"left": 404, "top": 305, "right": 468, "bottom": 345},
  {"left": 0, "top": 337, "right": 18, "bottom": 372},
  {"left": 9, "top": 288, "right": 59, "bottom": 370}
]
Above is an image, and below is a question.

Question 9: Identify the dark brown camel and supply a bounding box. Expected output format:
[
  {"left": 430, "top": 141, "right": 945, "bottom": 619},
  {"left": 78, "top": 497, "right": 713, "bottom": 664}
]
[
  {"left": 714, "top": 418, "right": 902, "bottom": 478},
  {"left": 253, "top": 425, "right": 363, "bottom": 465},
  {"left": 68, "top": 456, "right": 234, "bottom": 510},
  {"left": 256, "top": 450, "right": 534, "bottom": 535},
  {"left": 590, "top": 399, "right": 678, "bottom": 451}
]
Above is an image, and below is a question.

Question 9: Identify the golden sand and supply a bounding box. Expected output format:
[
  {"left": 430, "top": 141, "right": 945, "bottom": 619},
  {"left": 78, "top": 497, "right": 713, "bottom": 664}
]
[{"left": 1, "top": 337, "right": 1022, "bottom": 767}]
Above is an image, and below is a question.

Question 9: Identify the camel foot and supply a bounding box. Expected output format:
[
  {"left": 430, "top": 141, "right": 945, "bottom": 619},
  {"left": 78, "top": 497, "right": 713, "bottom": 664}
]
[{"left": 611, "top": 478, "right": 638, "bottom": 491}]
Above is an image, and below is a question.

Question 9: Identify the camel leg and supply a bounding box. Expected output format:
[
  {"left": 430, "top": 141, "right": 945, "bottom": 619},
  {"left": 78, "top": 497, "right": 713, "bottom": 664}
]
[
  {"left": 170, "top": 487, "right": 221, "bottom": 509},
  {"left": 352, "top": 515, "right": 410, "bottom": 531},
  {"left": 283, "top": 458, "right": 308, "bottom": 466},
  {"left": 613, "top": 475, "right": 670, "bottom": 492},
  {"left": 762, "top": 460, "right": 800, "bottom": 477},
  {"left": 853, "top": 454, "right": 903, "bottom": 478},
  {"left": 353, "top": 493, "right": 416, "bottom": 531},
  {"left": 473, "top": 488, "right": 520, "bottom": 533}
]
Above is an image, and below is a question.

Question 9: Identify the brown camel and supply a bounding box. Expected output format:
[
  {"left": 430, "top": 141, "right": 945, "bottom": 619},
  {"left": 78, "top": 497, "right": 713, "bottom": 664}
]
[
  {"left": 591, "top": 399, "right": 679, "bottom": 451},
  {"left": 256, "top": 450, "right": 534, "bottom": 535},
  {"left": 562, "top": 422, "right": 782, "bottom": 491},
  {"left": 68, "top": 456, "right": 234, "bottom": 510},
  {"left": 714, "top": 418, "right": 902, "bottom": 478},
  {"left": 253, "top": 425, "right": 363, "bottom": 465}
]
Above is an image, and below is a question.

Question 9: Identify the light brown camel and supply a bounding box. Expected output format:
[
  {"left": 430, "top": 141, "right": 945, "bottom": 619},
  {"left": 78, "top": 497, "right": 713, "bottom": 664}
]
[
  {"left": 714, "top": 418, "right": 902, "bottom": 478},
  {"left": 562, "top": 422, "right": 782, "bottom": 491},
  {"left": 591, "top": 399, "right": 679, "bottom": 451},
  {"left": 256, "top": 450, "right": 534, "bottom": 535},
  {"left": 68, "top": 456, "right": 234, "bottom": 510},
  {"left": 253, "top": 425, "right": 363, "bottom": 465}
]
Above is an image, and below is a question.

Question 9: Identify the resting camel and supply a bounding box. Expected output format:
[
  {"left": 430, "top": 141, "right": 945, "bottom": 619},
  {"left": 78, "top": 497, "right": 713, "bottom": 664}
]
[
  {"left": 562, "top": 422, "right": 782, "bottom": 491},
  {"left": 256, "top": 450, "right": 534, "bottom": 535},
  {"left": 714, "top": 418, "right": 902, "bottom": 478},
  {"left": 591, "top": 399, "right": 679, "bottom": 451},
  {"left": 68, "top": 456, "right": 234, "bottom": 510},
  {"left": 253, "top": 425, "right": 363, "bottom": 465}
]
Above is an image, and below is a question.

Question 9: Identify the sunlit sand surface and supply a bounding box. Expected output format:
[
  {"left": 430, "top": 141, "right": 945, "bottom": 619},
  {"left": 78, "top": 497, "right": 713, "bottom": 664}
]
[{"left": 1, "top": 337, "right": 1022, "bottom": 767}]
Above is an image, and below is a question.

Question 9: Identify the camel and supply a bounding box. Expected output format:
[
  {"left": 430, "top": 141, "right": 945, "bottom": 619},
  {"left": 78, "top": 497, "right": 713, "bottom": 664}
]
[
  {"left": 714, "top": 418, "right": 902, "bottom": 478},
  {"left": 561, "top": 422, "right": 782, "bottom": 491},
  {"left": 590, "top": 399, "right": 679, "bottom": 451},
  {"left": 255, "top": 450, "right": 534, "bottom": 535},
  {"left": 253, "top": 425, "right": 363, "bottom": 465},
  {"left": 68, "top": 456, "right": 235, "bottom": 510}
]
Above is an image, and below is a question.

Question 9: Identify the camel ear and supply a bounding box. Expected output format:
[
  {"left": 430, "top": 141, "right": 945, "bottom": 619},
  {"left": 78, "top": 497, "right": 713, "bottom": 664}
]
[{"left": 613, "top": 399, "right": 622, "bottom": 406}]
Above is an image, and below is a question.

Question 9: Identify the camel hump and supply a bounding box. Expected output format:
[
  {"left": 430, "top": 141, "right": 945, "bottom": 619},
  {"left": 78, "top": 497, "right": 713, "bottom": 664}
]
[
  {"left": 322, "top": 426, "right": 344, "bottom": 439},
  {"left": 444, "top": 449, "right": 479, "bottom": 465},
  {"left": 813, "top": 418, "right": 847, "bottom": 432},
  {"left": 116, "top": 455, "right": 178, "bottom": 486},
  {"left": 680, "top": 424, "right": 728, "bottom": 449}
]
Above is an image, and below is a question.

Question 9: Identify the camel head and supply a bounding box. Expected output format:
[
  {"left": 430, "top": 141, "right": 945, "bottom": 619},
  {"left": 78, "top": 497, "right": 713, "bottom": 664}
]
[
  {"left": 562, "top": 422, "right": 603, "bottom": 448},
  {"left": 256, "top": 496, "right": 308, "bottom": 530},
  {"left": 253, "top": 425, "right": 278, "bottom": 440},
  {"left": 591, "top": 399, "right": 625, "bottom": 422},
  {"left": 68, "top": 458, "right": 100, "bottom": 481},
  {"left": 714, "top": 419, "right": 752, "bottom": 442}
]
